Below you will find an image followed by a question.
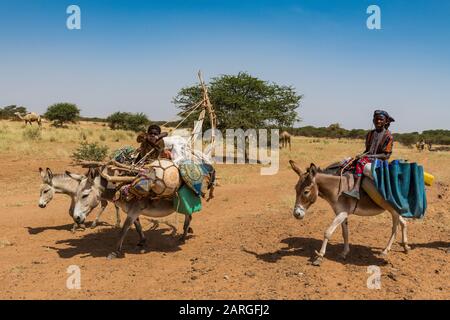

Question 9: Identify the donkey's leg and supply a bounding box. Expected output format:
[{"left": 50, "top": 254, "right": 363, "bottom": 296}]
[
  {"left": 107, "top": 214, "right": 137, "bottom": 259},
  {"left": 91, "top": 199, "right": 108, "bottom": 229},
  {"left": 314, "top": 211, "right": 348, "bottom": 266},
  {"left": 381, "top": 212, "right": 399, "bottom": 256},
  {"left": 340, "top": 218, "right": 350, "bottom": 259},
  {"left": 134, "top": 218, "right": 146, "bottom": 248},
  {"left": 398, "top": 216, "right": 411, "bottom": 253},
  {"left": 179, "top": 215, "right": 192, "bottom": 243},
  {"left": 114, "top": 204, "right": 121, "bottom": 228}
]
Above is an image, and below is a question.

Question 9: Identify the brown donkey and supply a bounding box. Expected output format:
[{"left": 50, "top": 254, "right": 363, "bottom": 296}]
[{"left": 289, "top": 160, "right": 411, "bottom": 266}]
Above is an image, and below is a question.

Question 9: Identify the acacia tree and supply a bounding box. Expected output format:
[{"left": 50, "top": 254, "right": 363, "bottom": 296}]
[
  {"left": 173, "top": 72, "right": 302, "bottom": 132},
  {"left": 0, "top": 105, "right": 27, "bottom": 119},
  {"left": 106, "top": 112, "right": 149, "bottom": 132},
  {"left": 45, "top": 103, "right": 80, "bottom": 127}
]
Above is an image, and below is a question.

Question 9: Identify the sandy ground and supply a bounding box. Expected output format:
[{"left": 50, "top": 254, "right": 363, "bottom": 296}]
[{"left": 0, "top": 137, "right": 449, "bottom": 300}]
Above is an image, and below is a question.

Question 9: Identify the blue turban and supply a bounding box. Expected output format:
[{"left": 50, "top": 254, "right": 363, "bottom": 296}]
[{"left": 374, "top": 110, "right": 395, "bottom": 123}]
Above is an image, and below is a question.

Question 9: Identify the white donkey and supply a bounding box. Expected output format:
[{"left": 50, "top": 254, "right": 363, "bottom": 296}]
[
  {"left": 67, "top": 167, "right": 194, "bottom": 259},
  {"left": 39, "top": 167, "right": 121, "bottom": 232}
]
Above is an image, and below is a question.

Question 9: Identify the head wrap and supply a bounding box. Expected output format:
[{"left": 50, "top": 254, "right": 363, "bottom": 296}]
[{"left": 373, "top": 110, "right": 395, "bottom": 123}]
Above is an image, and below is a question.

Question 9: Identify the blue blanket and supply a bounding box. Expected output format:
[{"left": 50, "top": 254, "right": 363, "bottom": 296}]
[
  {"left": 371, "top": 160, "right": 427, "bottom": 219},
  {"left": 178, "top": 160, "right": 215, "bottom": 197}
]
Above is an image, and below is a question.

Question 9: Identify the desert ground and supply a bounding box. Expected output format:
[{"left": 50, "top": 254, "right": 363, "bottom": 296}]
[{"left": 0, "top": 120, "right": 448, "bottom": 299}]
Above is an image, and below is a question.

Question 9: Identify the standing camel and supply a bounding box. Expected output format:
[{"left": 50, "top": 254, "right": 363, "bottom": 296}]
[
  {"left": 280, "top": 131, "right": 291, "bottom": 151},
  {"left": 289, "top": 160, "right": 411, "bottom": 266},
  {"left": 14, "top": 112, "right": 42, "bottom": 126}
]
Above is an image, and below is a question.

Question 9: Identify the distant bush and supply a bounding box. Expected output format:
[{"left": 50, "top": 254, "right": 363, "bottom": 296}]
[
  {"left": 45, "top": 103, "right": 80, "bottom": 127},
  {"left": 99, "top": 134, "right": 106, "bottom": 141},
  {"left": 290, "top": 126, "right": 450, "bottom": 146},
  {"left": 0, "top": 105, "right": 27, "bottom": 120},
  {"left": 106, "top": 112, "right": 149, "bottom": 132},
  {"left": 22, "top": 127, "right": 42, "bottom": 140},
  {"left": 78, "top": 116, "right": 107, "bottom": 123},
  {"left": 71, "top": 142, "right": 109, "bottom": 162}
]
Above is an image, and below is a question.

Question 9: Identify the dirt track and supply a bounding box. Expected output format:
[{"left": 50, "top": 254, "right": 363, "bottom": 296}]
[{"left": 0, "top": 145, "right": 449, "bottom": 300}]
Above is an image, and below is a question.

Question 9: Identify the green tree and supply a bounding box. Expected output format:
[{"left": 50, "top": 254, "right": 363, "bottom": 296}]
[
  {"left": 45, "top": 103, "right": 80, "bottom": 127},
  {"left": 107, "top": 112, "right": 128, "bottom": 130},
  {"left": 173, "top": 72, "right": 302, "bottom": 131},
  {"left": 0, "top": 105, "right": 28, "bottom": 119},
  {"left": 106, "top": 112, "right": 149, "bottom": 132}
]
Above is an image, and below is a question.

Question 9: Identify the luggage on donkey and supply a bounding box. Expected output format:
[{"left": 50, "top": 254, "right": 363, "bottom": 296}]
[{"left": 115, "top": 159, "right": 181, "bottom": 201}]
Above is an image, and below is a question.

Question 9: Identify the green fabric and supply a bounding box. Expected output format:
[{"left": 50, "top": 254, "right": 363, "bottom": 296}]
[
  {"left": 371, "top": 160, "right": 427, "bottom": 219},
  {"left": 173, "top": 185, "right": 202, "bottom": 215}
]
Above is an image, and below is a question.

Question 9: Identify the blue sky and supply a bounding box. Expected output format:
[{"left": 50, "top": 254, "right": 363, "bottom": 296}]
[{"left": 0, "top": 0, "right": 449, "bottom": 132}]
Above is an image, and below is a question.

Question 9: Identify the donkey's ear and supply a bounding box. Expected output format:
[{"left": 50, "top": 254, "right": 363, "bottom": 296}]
[
  {"left": 309, "top": 163, "right": 318, "bottom": 177},
  {"left": 87, "top": 168, "right": 97, "bottom": 181},
  {"left": 289, "top": 160, "right": 303, "bottom": 176},
  {"left": 39, "top": 167, "right": 45, "bottom": 179},
  {"left": 46, "top": 168, "right": 53, "bottom": 180}
]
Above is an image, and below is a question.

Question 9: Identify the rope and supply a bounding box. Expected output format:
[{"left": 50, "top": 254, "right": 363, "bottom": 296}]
[{"left": 159, "top": 99, "right": 205, "bottom": 129}]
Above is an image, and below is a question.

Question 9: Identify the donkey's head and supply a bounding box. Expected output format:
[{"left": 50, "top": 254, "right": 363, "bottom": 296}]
[
  {"left": 67, "top": 168, "right": 101, "bottom": 224},
  {"left": 289, "top": 160, "right": 319, "bottom": 220},
  {"left": 39, "top": 167, "right": 55, "bottom": 208}
]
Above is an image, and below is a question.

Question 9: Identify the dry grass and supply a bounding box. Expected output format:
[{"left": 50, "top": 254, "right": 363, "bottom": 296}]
[
  {"left": 1, "top": 120, "right": 447, "bottom": 186},
  {"left": 0, "top": 120, "right": 136, "bottom": 160}
]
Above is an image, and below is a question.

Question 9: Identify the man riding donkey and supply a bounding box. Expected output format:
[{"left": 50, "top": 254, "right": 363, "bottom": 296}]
[
  {"left": 128, "top": 123, "right": 216, "bottom": 202},
  {"left": 342, "top": 110, "right": 395, "bottom": 200}
]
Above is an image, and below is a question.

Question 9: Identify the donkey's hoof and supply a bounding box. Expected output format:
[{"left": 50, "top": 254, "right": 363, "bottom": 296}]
[
  {"left": 178, "top": 236, "right": 186, "bottom": 244},
  {"left": 340, "top": 252, "right": 349, "bottom": 260},
  {"left": 403, "top": 244, "right": 411, "bottom": 253},
  {"left": 188, "top": 227, "right": 194, "bottom": 234},
  {"left": 137, "top": 240, "right": 146, "bottom": 247},
  {"left": 107, "top": 251, "right": 124, "bottom": 260},
  {"left": 379, "top": 250, "right": 389, "bottom": 257},
  {"left": 90, "top": 223, "right": 97, "bottom": 229},
  {"left": 312, "top": 256, "right": 323, "bottom": 266}
]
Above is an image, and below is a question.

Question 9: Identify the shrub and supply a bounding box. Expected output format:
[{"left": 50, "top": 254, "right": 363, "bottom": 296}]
[
  {"left": 22, "top": 126, "right": 41, "bottom": 140},
  {"left": 99, "top": 134, "right": 106, "bottom": 141},
  {"left": 106, "top": 112, "right": 149, "bottom": 132},
  {"left": 71, "top": 142, "right": 109, "bottom": 162}
]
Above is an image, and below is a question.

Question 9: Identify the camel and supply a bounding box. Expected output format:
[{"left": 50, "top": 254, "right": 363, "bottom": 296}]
[
  {"left": 280, "top": 131, "right": 291, "bottom": 151},
  {"left": 39, "top": 168, "right": 121, "bottom": 232},
  {"left": 14, "top": 112, "right": 42, "bottom": 126},
  {"left": 67, "top": 167, "right": 194, "bottom": 259},
  {"left": 289, "top": 160, "right": 411, "bottom": 266},
  {"left": 416, "top": 140, "right": 425, "bottom": 152}
]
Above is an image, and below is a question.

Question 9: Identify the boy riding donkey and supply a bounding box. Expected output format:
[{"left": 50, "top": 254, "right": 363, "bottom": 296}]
[{"left": 343, "top": 110, "right": 395, "bottom": 200}]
